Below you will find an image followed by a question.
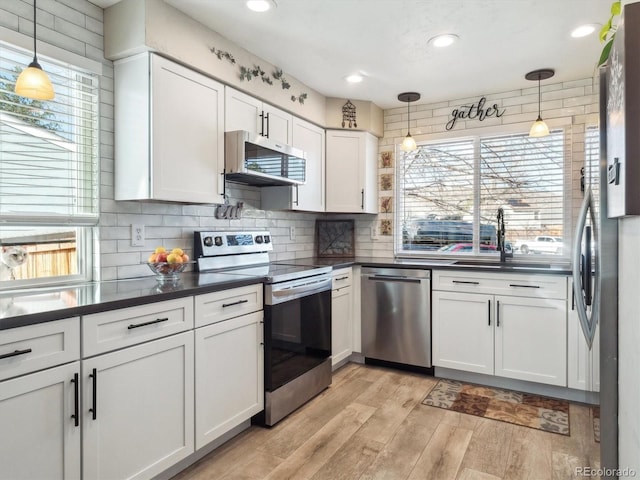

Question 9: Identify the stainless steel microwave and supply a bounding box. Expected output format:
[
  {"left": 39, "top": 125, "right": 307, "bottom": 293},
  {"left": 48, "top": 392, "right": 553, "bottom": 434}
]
[{"left": 224, "top": 130, "right": 306, "bottom": 187}]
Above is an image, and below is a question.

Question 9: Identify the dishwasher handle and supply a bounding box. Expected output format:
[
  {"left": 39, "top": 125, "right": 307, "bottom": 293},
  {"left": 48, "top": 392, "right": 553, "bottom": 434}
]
[{"left": 365, "top": 274, "right": 423, "bottom": 284}]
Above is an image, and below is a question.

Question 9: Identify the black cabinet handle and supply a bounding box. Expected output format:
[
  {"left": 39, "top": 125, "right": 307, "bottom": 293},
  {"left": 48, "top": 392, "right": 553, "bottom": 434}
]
[
  {"left": 335, "top": 276, "right": 350, "bottom": 281},
  {"left": 361, "top": 189, "right": 364, "bottom": 209},
  {"left": 488, "top": 299, "right": 491, "bottom": 326},
  {"left": 222, "top": 299, "right": 249, "bottom": 308},
  {"left": 89, "top": 368, "right": 97, "bottom": 420},
  {"left": 265, "top": 112, "right": 270, "bottom": 138},
  {"left": 0, "top": 348, "right": 32, "bottom": 360},
  {"left": 71, "top": 373, "right": 79, "bottom": 427},
  {"left": 259, "top": 111, "right": 265, "bottom": 136},
  {"left": 452, "top": 280, "right": 480, "bottom": 285},
  {"left": 127, "top": 317, "right": 169, "bottom": 329},
  {"left": 509, "top": 284, "right": 540, "bottom": 289},
  {"left": 496, "top": 300, "right": 500, "bottom": 327}
]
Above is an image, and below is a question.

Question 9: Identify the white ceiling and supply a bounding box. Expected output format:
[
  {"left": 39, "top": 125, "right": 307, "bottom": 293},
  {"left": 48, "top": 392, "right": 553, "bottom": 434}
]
[{"left": 94, "top": 0, "right": 612, "bottom": 109}]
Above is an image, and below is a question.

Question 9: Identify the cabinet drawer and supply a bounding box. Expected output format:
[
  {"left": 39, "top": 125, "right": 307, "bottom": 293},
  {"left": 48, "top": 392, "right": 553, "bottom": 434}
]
[
  {"left": 332, "top": 268, "right": 353, "bottom": 289},
  {"left": 195, "top": 284, "right": 263, "bottom": 328},
  {"left": 432, "top": 270, "right": 566, "bottom": 299},
  {"left": 82, "top": 298, "right": 194, "bottom": 357},
  {"left": 0, "top": 317, "right": 80, "bottom": 381}
]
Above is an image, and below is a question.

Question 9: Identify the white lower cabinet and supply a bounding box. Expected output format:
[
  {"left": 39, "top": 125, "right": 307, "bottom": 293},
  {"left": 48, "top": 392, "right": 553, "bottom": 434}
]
[
  {"left": 432, "top": 291, "right": 494, "bottom": 375},
  {"left": 432, "top": 271, "right": 568, "bottom": 387},
  {"left": 331, "top": 268, "right": 353, "bottom": 367},
  {"left": 195, "top": 311, "right": 264, "bottom": 449},
  {"left": 0, "top": 361, "right": 81, "bottom": 480},
  {"left": 82, "top": 331, "right": 194, "bottom": 480}
]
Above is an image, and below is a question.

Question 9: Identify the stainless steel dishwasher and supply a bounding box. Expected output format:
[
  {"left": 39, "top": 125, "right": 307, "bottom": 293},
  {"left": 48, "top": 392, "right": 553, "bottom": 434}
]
[{"left": 361, "top": 267, "right": 431, "bottom": 368}]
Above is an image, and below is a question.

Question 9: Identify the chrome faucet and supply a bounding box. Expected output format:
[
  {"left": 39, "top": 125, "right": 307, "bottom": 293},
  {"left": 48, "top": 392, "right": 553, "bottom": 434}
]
[{"left": 497, "top": 208, "right": 513, "bottom": 262}]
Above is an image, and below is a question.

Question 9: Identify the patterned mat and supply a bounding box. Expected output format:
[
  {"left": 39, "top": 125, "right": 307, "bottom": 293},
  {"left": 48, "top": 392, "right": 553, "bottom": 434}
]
[
  {"left": 592, "top": 406, "right": 600, "bottom": 443},
  {"left": 422, "top": 379, "right": 570, "bottom": 436}
]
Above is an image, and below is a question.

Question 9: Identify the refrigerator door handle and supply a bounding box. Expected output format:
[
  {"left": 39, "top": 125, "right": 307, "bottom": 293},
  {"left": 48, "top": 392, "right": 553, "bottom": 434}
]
[{"left": 572, "top": 187, "right": 599, "bottom": 349}]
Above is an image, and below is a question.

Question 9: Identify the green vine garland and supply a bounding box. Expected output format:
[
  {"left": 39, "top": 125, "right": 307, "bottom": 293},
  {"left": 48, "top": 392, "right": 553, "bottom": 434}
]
[
  {"left": 598, "top": 1, "right": 621, "bottom": 66},
  {"left": 211, "top": 46, "right": 308, "bottom": 104}
]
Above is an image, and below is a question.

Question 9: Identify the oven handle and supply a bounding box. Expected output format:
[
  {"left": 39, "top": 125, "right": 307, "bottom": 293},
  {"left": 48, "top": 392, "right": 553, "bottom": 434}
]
[{"left": 271, "top": 278, "right": 332, "bottom": 298}]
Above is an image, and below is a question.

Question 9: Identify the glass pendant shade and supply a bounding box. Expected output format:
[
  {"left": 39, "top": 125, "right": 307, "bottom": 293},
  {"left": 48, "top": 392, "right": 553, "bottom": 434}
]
[
  {"left": 15, "top": 60, "right": 54, "bottom": 100},
  {"left": 529, "top": 116, "right": 550, "bottom": 137},
  {"left": 15, "top": 0, "right": 54, "bottom": 101},
  {"left": 401, "top": 134, "right": 417, "bottom": 152}
]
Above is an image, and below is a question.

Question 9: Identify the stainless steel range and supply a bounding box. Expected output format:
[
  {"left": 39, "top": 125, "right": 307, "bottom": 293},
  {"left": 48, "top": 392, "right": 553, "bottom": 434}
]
[{"left": 194, "top": 231, "right": 332, "bottom": 426}]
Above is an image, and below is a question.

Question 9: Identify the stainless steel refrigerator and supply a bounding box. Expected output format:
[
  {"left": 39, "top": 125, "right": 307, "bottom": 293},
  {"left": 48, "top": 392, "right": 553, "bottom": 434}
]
[{"left": 572, "top": 68, "right": 619, "bottom": 479}]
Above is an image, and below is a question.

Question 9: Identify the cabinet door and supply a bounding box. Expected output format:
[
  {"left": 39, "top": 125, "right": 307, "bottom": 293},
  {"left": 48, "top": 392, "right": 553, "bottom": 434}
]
[
  {"left": 362, "top": 131, "right": 379, "bottom": 213},
  {"left": 292, "top": 117, "right": 324, "bottom": 211},
  {"left": 432, "top": 291, "right": 494, "bottom": 375},
  {"left": 262, "top": 103, "right": 293, "bottom": 144},
  {"left": 567, "top": 279, "right": 600, "bottom": 392},
  {"left": 151, "top": 55, "right": 224, "bottom": 203},
  {"left": 82, "top": 332, "right": 194, "bottom": 480},
  {"left": 195, "top": 311, "right": 264, "bottom": 449},
  {"left": 0, "top": 362, "right": 80, "bottom": 480},
  {"left": 326, "top": 130, "right": 364, "bottom": 212},
  {"left": 494, "top": 295, "right": 566, "bottom": 386},
  {"left": 332, "top": 285, "right": 353, "bottom": 367},
  {"left": 225, "top": 87, "right": 262, "bottom": 135}
]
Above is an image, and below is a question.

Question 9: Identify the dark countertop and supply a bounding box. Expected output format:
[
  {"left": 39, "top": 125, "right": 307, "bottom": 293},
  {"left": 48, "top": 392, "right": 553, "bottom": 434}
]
[
  {"left": 0, "top": 256, "right": 572, "bottom": 331},
  {"left": 292, "top": 256, "right": 572, "bottom": 275},
  {"left": 0, "top": 272, "right": 265, "bottom": 330}
]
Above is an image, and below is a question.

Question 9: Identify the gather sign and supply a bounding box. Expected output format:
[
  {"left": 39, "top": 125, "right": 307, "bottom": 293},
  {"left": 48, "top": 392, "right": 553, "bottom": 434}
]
[{"left": 446, "top": 96, "right": 505, "bottom": 131}]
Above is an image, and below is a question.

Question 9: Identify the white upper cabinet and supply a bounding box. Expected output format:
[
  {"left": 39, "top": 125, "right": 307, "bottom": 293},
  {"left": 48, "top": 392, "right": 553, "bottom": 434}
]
[
  {"left": 326, "top": 130, "right": 378, "bottom": 213},
  {"left": 261, "top": 117, "right": 326, "bottom": 212},
  {"left": 114, "top": 53, "right": 225, "bottom": 203},
  {"left": 225, "top": 87, "right": 292, "bottom": 144}
]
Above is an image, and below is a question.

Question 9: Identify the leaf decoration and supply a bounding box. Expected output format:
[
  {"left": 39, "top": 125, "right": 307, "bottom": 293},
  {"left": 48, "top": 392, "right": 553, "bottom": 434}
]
[
  {"left": 598, "top": 39, "right": 614, "bottom": 67},
  {"left": 211, "top": 50, "right": 307, "bottom": 105},
  {"left": 611, "top": 1, "right": 621, "bottom": 15}
]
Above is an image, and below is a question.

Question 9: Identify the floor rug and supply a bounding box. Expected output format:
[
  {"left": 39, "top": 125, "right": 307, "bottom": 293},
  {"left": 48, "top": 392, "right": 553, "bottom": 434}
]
[
  {"left": 592, "top": 406, "right": 600, "bottom": 443},
  {"left": 422, "top": 379, "right": 570, "bottom": 436}
]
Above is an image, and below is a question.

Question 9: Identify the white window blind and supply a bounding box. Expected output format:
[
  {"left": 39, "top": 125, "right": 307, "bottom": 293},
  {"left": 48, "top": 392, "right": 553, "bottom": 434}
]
[
  {"left": 399, "top": 129, "right": 567, "bottom": 255},
  {"left": 0, "top": 42, "right": 99, "bottom": 225}
]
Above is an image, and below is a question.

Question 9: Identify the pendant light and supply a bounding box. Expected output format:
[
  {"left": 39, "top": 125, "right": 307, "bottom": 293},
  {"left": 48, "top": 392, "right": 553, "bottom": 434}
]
[
  {"left": 15, "top": 0, "right": 55, "bottom": 101},
  {"left": 525, "top": 69, "right": 554, "bottom": 137},
  {"left": 398, "top": 92, "right": 421, "bottom": 152}
]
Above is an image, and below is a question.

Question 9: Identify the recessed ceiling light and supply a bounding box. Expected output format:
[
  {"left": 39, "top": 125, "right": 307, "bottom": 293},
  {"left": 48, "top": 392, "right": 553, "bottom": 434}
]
[
  {"left": 429, "top": 34, "right": 459, "bottom": 48},
  {"left": 246, "top": 0, "right": 276, "bottom": 12},
  {"left": 571, "top": 24, "right": 599, "bottom": 38},
  {"left": 345, "top": 74, "right": 364, "bottom": 83}
]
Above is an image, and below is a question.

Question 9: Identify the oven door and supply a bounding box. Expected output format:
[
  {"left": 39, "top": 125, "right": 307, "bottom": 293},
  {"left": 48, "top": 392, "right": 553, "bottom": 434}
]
[{"left": 264, "top": 279, "right": 331, "bottom": 392}]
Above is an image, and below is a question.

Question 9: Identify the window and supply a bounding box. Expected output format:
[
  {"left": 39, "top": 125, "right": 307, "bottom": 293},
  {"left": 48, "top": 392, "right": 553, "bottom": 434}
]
[
  {"left": 398, "top": 129, "right": 568, "bottom": 257},
  {"left": 0, "top": 41, "right": 99, "bottom": 288}
]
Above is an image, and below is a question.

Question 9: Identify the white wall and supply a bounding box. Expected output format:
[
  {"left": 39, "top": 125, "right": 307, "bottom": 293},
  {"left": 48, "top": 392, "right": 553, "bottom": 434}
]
[{"left": 618, "top": 217, "right": 640, "bottom": 472}]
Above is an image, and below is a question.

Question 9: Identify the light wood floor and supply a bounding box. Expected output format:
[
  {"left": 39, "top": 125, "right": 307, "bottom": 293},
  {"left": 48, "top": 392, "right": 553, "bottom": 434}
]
[{"left": 173, "top": 363, "right": 601, "bottom": 480}]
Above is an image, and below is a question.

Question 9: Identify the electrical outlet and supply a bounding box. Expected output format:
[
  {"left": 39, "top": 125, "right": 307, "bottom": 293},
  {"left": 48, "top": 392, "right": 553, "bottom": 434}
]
[
  {"left": 131, "top": 224, "right": 145, "bottom": 247},
  {"left": 289, "top": 226, "right": 296, "bottom": 241},
  {"left": 371, "top": 225, "right": 378, "bottom": 240}
]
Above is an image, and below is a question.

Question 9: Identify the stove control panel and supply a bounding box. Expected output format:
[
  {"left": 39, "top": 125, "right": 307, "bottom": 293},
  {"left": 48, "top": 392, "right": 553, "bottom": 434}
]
[{"left": 194, "top": 231, "right": 273, "bottom": 259}]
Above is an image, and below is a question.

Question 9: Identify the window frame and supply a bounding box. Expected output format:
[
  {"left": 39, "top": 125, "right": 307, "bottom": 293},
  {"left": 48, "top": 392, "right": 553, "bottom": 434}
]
[
  {"left": 0, "top": 29, "right": 101, "bottom": 289},
  {"left": 395, "top": 122, "right": 573, "bottom": 260}
]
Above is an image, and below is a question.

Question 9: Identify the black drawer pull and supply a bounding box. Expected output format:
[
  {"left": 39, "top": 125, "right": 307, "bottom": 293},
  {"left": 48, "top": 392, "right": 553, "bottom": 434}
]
[
  {"left": 497, "top": 300, "right": 500, "bottom": 327},
  {"left": 71, "top": 373, "right": 79, "bottom": 427},
  {"left": 127, "top": 317, "right": 169, "bottom": 329},
  {"left": 335, "top": 276, "right": 350, "bottom": 281},
  {"left": 89, "top": 368, "right": 97, "bottom": 420},
  {"left": 509, "top": 284, "right": 541, "bottom": 289},
  {"left": 222, "top": 299, "right": 249, "bottom": 308},
  {"left": 452, "top": 280, "right": 480, "bottom": 285},
  {"left": 488, "top": 299, "right": 491, "bottom": 326},
  {"left": 0, "top": 348, "right": 32, "bottom": 360}
]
